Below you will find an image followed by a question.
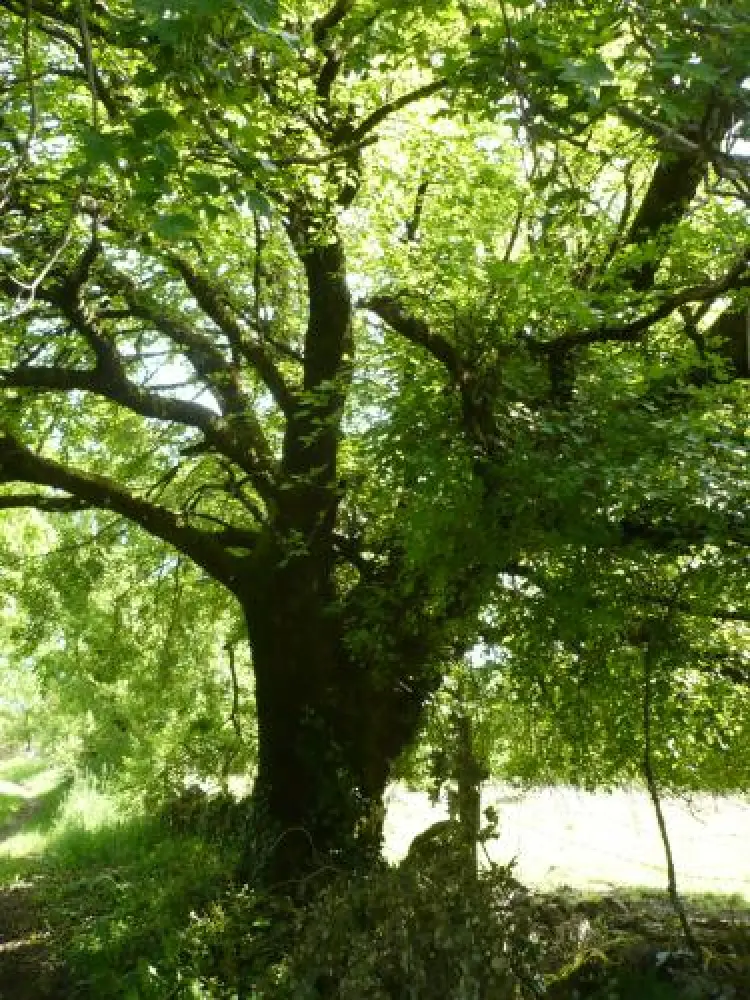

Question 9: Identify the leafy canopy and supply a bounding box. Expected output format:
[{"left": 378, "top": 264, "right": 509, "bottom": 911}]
[{"left": 0, "top": 0, "right": 749, "bottom": 797}]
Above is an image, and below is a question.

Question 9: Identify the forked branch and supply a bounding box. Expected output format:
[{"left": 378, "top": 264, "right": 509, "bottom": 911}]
[{"left": 364, "top": 295, "right": 462, "bottom": 378}]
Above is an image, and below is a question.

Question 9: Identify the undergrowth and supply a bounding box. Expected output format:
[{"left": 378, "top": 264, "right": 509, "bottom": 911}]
[{"left": 1, "top": 772, "right": 749, "bottom": 999}]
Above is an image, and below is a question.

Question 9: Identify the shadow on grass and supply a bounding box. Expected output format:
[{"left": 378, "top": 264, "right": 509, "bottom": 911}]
[
  {"left": 5, "top": 793, "right": 750, "bottom": 1000},
  {"left": 30, "top": 810, "right": 240, "bottom": 999},
  {"left": 0, "top": 770, "right": 244, "bottom": 997}
]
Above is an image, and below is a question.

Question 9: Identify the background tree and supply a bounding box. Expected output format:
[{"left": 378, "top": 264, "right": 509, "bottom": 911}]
[
  {"left": 1, "top": 0, "right": 749, "bottom": 882},
  {"left": 0, "top": 509, "right": 254, "bottom": 793}
]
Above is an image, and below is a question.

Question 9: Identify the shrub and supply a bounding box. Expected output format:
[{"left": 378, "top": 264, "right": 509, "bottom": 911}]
[{"left": 259, "top": 853, "right": 545, "bottom": 999}]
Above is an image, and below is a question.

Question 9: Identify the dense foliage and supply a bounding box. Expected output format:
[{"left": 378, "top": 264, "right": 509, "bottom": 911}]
[{"left": 0, "top": 0, "right": 749, "bottom": 884}]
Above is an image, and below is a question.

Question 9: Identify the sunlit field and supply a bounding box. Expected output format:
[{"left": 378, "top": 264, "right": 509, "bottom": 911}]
[
  {"left": 3, "top": 758, "right": 747, "bottom": 903},
  {"left": 385, "top": 783, "right": 750, "bottom": 899}
]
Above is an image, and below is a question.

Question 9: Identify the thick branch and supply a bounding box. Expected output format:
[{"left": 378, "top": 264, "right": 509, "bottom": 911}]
[
  {"left": 0, "top": 361, "right": 277, "bottom": 502},
  {"left": 24, "top": 267, "right": 280, "bottom": 496},
  {"left": 704, "top": 304, "right": 750, "bottom": 377},
  {"left": 312, "top": 0, "right": 356, "bottom": 47},
  {"left": 0, "top": 492, "right": 90, "bottom": 513},
  {"left": 624, "top": 151, "right": 705, "bottom": 291},
  {"left": 364, "top": 295, "right": 503, "bottom": 466},
  {"left": 316, "top": 48, "right": 342, "bottom": 102},
  {"left": 618, "top": 100, "right": 738, "bottom": 291},
  {"left": 297, "top": 232, "right": 352, "bottom": 393},
  {"left": 0, "top": 0, "right": 107, "bottom": 40},
  {"left": 1, "top": 363, "right": 218, "bottom": 428},
  {"left": 405, "top": 177, "right": 429, "bottom": 242},
  {"left": 364, "top": 295, "right": 462, "bottom": 377},
  {"left": 107, "top": 267, "right": 252, "bottom": 416},
  {"left": 344, "top": 80, "right": 447, "bottom": 145},
  {"left": 0, "top": 431, "right": 249, "bottom": 584},
  {"left": 278, "top": 221, "right": 352, "bottom": 540},
  {"left": 547, "top": 254, "right": 750, "bottom": 352}
]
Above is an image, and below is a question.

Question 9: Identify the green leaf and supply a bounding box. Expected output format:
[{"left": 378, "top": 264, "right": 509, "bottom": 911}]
[
  {"left": 188, "top": 171, "right": 222, "bottom": 197},
  {"left": 133, "top": 109, "right": 179, "bottom": 140},
  {"left": 560, "top": 56, "right": 613, "bottom": 91},
  {"left": 239, "top": 0, "right": 278, "bottom": 29},
  {"left": 80, "top": 129, "right": 121, "bottom": 167},
  {"left": 153, "top": 212, "right": 199, "bottom": 240},
  {"left": 242, "top": 189, "right": 272, "bottom": 217}
]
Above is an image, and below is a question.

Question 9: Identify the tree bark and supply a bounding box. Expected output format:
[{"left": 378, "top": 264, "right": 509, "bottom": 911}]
[{"left": 238, "top": 546, "right": 436, "bottom": 889}]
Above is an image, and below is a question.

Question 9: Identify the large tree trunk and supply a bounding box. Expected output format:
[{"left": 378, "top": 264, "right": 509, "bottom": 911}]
[
  {"left": 238, "top": 547, "right": 433, "bottom": 889},
  {"left": 232, "top": 217, "right": 449, "bottom": 888}
]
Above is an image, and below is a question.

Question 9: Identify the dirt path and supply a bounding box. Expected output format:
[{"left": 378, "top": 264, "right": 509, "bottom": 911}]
[
  {"left": 0, "top": 882, "right": 66, "bottom": 1000},
  {"left": 0, "top": 784, "right": 68, "bottom": 1000}
]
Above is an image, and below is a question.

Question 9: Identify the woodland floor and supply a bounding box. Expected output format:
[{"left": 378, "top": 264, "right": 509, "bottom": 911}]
[{"left": 0, "top": 762, "right": 748, "bottom": 998}]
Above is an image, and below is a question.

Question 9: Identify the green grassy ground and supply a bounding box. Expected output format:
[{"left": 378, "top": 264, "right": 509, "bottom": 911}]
[
  {"left": 0, "top": 756, "right": 53, "bottom": 786},
  {"left": 0, "top": 761, "right": 748, "bottom": 998},
  {"left": 0, "top": 757, "right": 237, "bottom": 998}
]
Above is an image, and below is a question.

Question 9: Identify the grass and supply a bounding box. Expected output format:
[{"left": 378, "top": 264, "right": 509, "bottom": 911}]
[
  {"left": 0, "top": 754, "right": 53, "bottom": 786},
  {"left": 38, "top": 820, "right": 235, "bottom": 998},
  {"left": 0, "top": 768, "right": 748, "bottom": 998},
  {"left": 0, "top": 789, "right": 25, "bottom": 828},
  {"left": 0, "top": 765, "right": 242, "bottom": 998}
]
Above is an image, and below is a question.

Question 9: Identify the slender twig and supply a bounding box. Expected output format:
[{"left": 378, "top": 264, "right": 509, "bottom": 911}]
[
  {"left": 226, "top": 642, "right": 242, "bottom": 741},
  {"left": 642, "top": 628, "right": 701, "bottom": 957},
  {"left": 6, "top": 201, "right": 80, "bottom": 313}
]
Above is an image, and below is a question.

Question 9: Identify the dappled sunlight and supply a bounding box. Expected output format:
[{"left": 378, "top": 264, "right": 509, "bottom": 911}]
[
  {"left": 0, "top": 755, "right": 56, "bottom": 787},
  {"left": 21, "top": 768, "right": 66, "bottom": 800},
  {"left": 1, "top": 0, "right": 750, "bottom": 994},
  {"left": 0, "top": 831, "right": 47, "bottom": 859},
  {"left": 0, "top": 780, "right": 33, "bottom": 800},
  {"left": 0, "top": 769, "right": 65, "bottom": 804},
  {"left": 51, "top": 779, "right": 122, "bottom": 834},
  {"left": 0, "top": 765, "right": 108, "bottom": 864}
]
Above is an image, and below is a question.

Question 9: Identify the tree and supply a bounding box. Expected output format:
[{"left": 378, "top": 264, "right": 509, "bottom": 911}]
[
  {"left": 0, "top": 508, "right": 255, "bottom": 792},
  {"left": 1, "top": 0, "right": 750, "bottom": 881}
]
